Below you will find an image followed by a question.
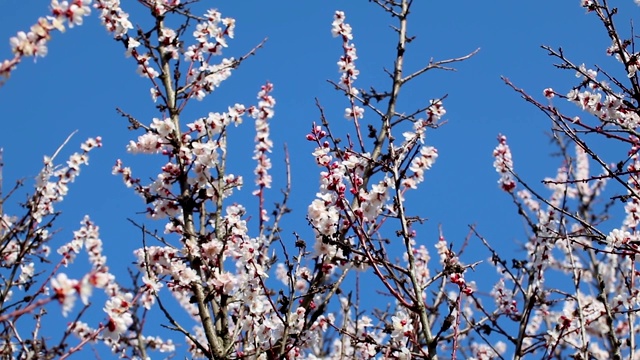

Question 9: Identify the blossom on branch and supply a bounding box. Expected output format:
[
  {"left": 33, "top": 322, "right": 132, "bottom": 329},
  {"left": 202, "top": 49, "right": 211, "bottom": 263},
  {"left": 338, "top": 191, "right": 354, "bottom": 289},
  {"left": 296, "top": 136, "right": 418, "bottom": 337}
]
[
  {"left": 249, "top": 83, "right": 275, "bottom": 196},
  {"left": 492, "top": 134, "right": 516, "bottom": 192},
  {"left": 51, "top": 273, "right": 79, "bottom": 316}
]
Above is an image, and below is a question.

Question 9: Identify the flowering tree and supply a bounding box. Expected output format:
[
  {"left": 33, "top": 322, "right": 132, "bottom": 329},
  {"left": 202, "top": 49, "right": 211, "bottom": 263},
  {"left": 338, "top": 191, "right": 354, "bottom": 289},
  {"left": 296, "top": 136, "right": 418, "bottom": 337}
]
[
  {"left": 2, "top": 0, "right": 640, "bottom": 359},
  {"left": 488, "top": 1, "right": 640, "bottom": 359}
]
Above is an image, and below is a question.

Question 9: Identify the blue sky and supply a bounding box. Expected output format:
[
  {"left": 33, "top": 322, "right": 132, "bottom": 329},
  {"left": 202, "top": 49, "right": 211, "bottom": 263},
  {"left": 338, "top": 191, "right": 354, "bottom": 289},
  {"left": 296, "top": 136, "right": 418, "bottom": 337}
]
[{"left": 1, "top": 0, "right": 637, "bottom": 357}]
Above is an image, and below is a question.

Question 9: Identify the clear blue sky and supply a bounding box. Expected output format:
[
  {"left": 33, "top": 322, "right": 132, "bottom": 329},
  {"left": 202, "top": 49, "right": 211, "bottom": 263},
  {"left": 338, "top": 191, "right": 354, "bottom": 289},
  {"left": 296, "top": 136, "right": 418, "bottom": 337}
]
[{"left": 0, "top": 0, "right": 636, "bottom": 357}]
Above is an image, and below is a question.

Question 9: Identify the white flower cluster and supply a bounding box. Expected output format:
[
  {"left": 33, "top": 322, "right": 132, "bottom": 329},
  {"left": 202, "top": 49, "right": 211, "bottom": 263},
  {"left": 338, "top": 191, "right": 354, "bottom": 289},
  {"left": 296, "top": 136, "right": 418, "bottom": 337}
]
[
  {"left": 399, "top": 104, "right": 443, "bottom": 189},
  {"left": 51, "top": 216, "right": 177, "bottom": 353},
  {"left": 249, "top": 83, "right": 276, "bottom": 205},
  {"left": 94, "top": 0, "right": 133, "bottom": 39},
  {"left": 491, "top": 278, "right": 520, "bottom": 319},
  {"left": 33, "top": 137, "right": 102, "bottom": 223},
  {"left": 565, "top": 64, "right": 640, "bottom": 129},
  {"left": 332, "top": 11, "right": 359, "bottom": 97},
  {"left": 492, "top": 134, "right": 516, "bottom": 192},
  {"left": 8, "top": 0, "right": 91, "bottom": 59}
]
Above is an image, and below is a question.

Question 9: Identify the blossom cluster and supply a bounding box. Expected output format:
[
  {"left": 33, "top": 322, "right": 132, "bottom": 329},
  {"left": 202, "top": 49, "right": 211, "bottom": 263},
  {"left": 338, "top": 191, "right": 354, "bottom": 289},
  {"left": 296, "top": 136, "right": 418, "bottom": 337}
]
[
  {"left": 332, "top": 11, "right": 359, "bottom": 97},
  {"left": 183, "top": 10, "right": 236, "bottom": 101},
  {"left": 491, "top": 279, "right": 520, "bottom": 320},
  {"left": 405, "top": 146, "right": 438, "bottom": 189},
  {"left": 93, "top": 0, "right": 132, "bottom": 38},
  {"left": 0, "top": 138, "right": 105, "bottom": 360},
  {"left": 492, "top": 134, "right": 516, "bottom": 192},
  {"left": 55, "top": 218, "right": 122, "bottom": 330},
  {"left": 0, "top": 136, "right": 101, "bottom": 302},
  {"left": 58, "top": 218, "right": 175, "bottom": 355},
  {"left": 33, "top": 137, "right": 101, "bottom": 222},
  {"left": 114, "top": 105, "right": 249, "bottom": 220},
  {"left": 1, "top": 0, "right": 134, "bottom": 85},
  {"left": 436, "top": 237, "right": 473, "bottom": 295},
  {"left": 147, "top": 0, "right": 181, "bottom": 16},
  {"left": 397, "top": 105, "right": 444, "bottom": 189},
  {"left": 249, "top": 82, "right": 276, "bottom": 223},
  {"left": 2, "top": 0, "right": 92, "bottom": 82},
  {"left": 306, "top": 127, "right": 397, "bottom": 258},
  {"left": 562, "top": 64, "right": 640, "bottom": 129}
]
